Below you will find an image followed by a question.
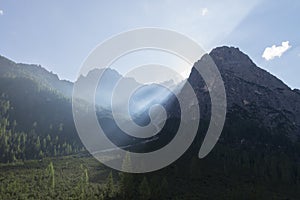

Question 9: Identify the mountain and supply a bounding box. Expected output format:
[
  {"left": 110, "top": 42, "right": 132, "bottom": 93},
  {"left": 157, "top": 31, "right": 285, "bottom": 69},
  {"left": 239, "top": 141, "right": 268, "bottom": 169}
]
[
  {"left": 1, "top": 47, "right": 300, "bottom": 198},
  {"left": 1, "top": 46, "right": 300, "bottom": 145},
  {"left": 0, "top": 55, "right": 178, "bottom": 156},
  {"left": 0, "top": 55, "right": 76, "bottom": 137},
  {"left": 0, "top": 58, "right": 83, "bottom": 162},
  {"left": 188, "top": 46, "right": 300, "bottom": 143},
  {"left": 1, "top": 47, "right": 300, "bottom": 149},
  {"left": 0, "top": 55, "right": 73, "bottom": 97}
]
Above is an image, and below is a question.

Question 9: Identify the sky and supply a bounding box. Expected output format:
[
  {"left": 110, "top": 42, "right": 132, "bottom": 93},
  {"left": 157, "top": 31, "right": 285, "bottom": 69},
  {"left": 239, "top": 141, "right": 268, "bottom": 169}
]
[{"left": 0, "top": 0, "right": 299, "bottom": 88}]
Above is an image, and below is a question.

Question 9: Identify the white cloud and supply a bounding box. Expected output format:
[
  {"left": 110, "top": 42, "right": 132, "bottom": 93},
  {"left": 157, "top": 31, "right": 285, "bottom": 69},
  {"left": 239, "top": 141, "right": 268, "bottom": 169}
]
[
  {"left": 0, "top": 10, "right": 3, "bottom": 15},
  {"left": 262, "top": 41, "right": 291, "bottom": 61},
  {"left": 201, "top": 8, "right": 208, "bottom": 16}
]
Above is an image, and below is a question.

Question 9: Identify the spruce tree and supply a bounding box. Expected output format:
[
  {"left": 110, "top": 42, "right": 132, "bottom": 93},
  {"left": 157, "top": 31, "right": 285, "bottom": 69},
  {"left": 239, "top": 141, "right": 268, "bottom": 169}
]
[
  {"left": 139, "top": 177, "right": 151, "bottom": 200},
  {"left": 119, "top": 153, "right": 135, "bottom": 199},
  {"left": 105, "top": 171, "right": 115, "bottom": 198}
]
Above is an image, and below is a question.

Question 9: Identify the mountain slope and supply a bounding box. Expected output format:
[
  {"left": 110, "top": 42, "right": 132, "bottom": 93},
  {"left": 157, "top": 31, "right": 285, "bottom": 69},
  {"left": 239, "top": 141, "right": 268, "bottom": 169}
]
[
  {"left": 0, "top": 55, "right": 74, "bottom": 135},
  {"left": 188, "top": 46, "right": 300, "bottom": 142},
  {"left": 0, "top": 55, "right": 73, "bottom": 97}
]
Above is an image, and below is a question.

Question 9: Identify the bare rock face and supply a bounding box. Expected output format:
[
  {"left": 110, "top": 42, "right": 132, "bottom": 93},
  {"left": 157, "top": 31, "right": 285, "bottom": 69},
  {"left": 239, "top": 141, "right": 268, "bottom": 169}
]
[{"left": 187, "top": 46, "right": 300, "bottom": 141}]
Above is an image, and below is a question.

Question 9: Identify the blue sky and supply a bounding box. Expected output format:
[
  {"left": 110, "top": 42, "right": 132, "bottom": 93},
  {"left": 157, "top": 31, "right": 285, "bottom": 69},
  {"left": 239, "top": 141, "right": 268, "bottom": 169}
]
[{"left": 0, "top": 0, "right": 299, "bottom": 88}]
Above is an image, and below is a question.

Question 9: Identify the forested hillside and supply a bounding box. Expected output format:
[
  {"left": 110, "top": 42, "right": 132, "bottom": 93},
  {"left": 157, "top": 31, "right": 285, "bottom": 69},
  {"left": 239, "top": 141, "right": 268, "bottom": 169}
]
[{"left": 0, "top": 94, "right": 82, "bottom": 163}]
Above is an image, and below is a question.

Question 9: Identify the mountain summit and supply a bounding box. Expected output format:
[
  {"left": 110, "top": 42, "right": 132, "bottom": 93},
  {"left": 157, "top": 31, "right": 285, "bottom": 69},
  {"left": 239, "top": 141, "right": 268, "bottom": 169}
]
[{"left": 188, "top": 46, "right": 300, "bottom": 141}]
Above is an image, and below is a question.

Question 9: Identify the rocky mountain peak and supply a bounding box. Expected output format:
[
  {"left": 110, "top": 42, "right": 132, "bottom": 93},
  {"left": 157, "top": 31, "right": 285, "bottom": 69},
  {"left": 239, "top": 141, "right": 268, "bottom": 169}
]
[
  {"left": 187, "top": 46, "right": 300, "bottom": 140},
  {"left": 210, "top": 46, "right": 253, "bottom": 66},
  {"left": 208, "top": 46, "right": 289, "bottom": 90}
]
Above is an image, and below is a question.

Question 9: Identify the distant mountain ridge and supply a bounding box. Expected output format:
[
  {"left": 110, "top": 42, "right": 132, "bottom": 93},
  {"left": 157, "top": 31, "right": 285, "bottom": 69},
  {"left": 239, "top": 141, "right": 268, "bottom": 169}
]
[
  {"left": 0, "top": 55, "right": 73, "bottom": 97},
  {"left": 1, "top": 46, "right": 300, "bottom": 146},
  {"left": 0, "top": 55, "right": 76, "bottom": 140}
]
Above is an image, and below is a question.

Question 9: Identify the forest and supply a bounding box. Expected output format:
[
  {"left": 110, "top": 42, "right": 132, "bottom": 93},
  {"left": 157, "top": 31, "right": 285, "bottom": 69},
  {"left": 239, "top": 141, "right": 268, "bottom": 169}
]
[
  {"left": 1, "top": 91, "right": 300, "bottom": 199},
  {"left": 0, "top": 94, "right": 82, "bottom": 163}
]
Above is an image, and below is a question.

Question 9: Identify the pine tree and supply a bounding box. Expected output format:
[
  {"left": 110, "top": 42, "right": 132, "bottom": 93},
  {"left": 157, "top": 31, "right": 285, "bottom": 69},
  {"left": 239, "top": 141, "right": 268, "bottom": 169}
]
[
  {"left": 39, "top": 150, "right": 44, "bottom": 158},
  {"left": 47, "top": 162, "right": 55, "bottom": 190},
  {"left": 158, "top": 177, "right": 168, "bottom": 199},
  {"left": 104, "top": 171, "right": 115, "bottom": 198},
  {"left": 36, "top": 136, "right": 41, "bottom": 152},
  {"left": 139, "top": 177, "right": 151, "bottom": 200},
  {"left": 122, "top": 152, "right": 132, "bottom": 172},
  {"left": 119, "top": 153, "right": 135, "bottom": 199},
  {"left": 84, "top": 168, "right": 89, "bottom": 185},
  {"left": 190, "top": 156, "right": 201, "bottom": 178}
]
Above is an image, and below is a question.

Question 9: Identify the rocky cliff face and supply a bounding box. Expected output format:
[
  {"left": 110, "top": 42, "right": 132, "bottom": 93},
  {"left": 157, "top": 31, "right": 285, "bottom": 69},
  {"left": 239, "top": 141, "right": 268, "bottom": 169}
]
[{"left": 188, "top": 46, "right": 300, "bottom": 141}]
